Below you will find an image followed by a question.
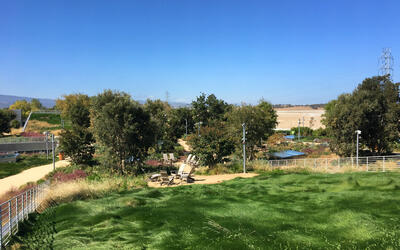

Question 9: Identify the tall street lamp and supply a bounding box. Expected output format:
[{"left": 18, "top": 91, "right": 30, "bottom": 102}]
[
  {"left": 185, "top": 118, "right": 188, "bottom": 137},
  {"left": 355, "top": 130, "right": 361, "bottom": 166},
  {"left": 242, "top": 123, "right": 246, "bottom": 173},
  {"left": 195, "top": 122, "right": 203, "bottom": 136}
]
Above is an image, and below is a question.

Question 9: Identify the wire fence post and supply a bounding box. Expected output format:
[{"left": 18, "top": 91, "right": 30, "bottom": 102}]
[
  {"left": 8, "top": 201, "right": 11, "bottom": 236},
  {"left": 52, "top": 134, "right": 56, "bottom": 171},
  {"left": 366, "top": 157, "right": 369, "bottom": 172},
  {"left": 0, "top": 205, "right": 3, "bottom": 247},
  {"left": 28, "top": 189, "right": 32, "bottom": 213},
  {"left": 383, "top": 156, "right": 385, "bottom": 172},
  {"left": 22, "top": 193, "right": 24, "bottom": 220},
  {"left": 15, "top": 196, "right": 18, "bottom": 232}
]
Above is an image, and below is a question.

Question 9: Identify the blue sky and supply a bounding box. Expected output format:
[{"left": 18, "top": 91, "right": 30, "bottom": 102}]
[{"left": 1, "top": 0, "right": 399, "bottom": 104}]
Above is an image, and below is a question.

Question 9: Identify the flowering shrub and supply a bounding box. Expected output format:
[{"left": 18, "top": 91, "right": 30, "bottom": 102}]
[
  {"left": 145, "top": 159, "right": 162, "bottom": 167},
  {"left": 52, "top": 169, "right": 87, "bottom": 183},
  {"left": 21, "top": 132, "right": 45, "bottom": 137}
]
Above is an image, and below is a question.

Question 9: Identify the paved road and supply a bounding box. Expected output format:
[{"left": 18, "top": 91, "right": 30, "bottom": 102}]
[{"left": 0, "top": 160, "right": 69, "bottom": 196}]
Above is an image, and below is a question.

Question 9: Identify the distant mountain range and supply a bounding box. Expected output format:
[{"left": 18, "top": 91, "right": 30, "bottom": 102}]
[
  {"left": 0, "top": 94, "right": 324, "bottom": 109},
  {"left": 0, "top": 94, "right": 189, "bottom": 109},
  {"left": 0, "top": 94, "right": 56, "bottom": 108}
]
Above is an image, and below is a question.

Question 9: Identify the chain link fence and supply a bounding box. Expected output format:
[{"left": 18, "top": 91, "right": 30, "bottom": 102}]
[{"left": 259, "top": 155, "right": 400, "bottom": 172}]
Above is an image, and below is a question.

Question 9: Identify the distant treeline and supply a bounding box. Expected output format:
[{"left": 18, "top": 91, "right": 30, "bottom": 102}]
[{"left": 272, "top": 104, "right": 326, "bottom": 109}]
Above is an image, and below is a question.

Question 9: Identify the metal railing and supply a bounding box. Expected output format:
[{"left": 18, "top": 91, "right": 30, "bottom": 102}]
[
  {"left": 260, "top": 155, "right": 400, "bottom": 172},
  {"left": 0, "top": 181, "right": 50, "bottom": 247},
  {"left": 0, "top": 137, "right": 46, "bottom": 144}
]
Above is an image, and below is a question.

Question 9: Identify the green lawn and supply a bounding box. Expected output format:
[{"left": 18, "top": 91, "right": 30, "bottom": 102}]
[
  {"left": 0, "top": 154, "right": 53, "bottom": 179},
  {"left": 15, "top": 171, "right": 400, "bottom": 249}
]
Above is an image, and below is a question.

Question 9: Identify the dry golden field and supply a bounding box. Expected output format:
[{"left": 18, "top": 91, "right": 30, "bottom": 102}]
[{"left": 275, "top": 106, "right": 325, "bottom": 130}]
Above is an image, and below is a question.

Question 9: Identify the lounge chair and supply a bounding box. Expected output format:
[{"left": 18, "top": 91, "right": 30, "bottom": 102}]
[
  {"left": 172, "top": 164, "right": 186, "bottom": 179},
  {"left": 162, "top": 153, "right": 170, "bottom": 165},
  {"left": 159, "top": 171, "right": 174, "bottom": 186},
  {"left": 180, "top": 165, "right": 196, "bottom": 183},
  {"left": 149, "top": 173, "right": 161, "bottom": 182},
  {"left": 169, "top": 153, "right": 177, "bottom": 162},
  {"left": 186, "top": 154, "right": 193, "bottom": 164},
  {"left": 193, "top": 158, "right": 201, "bottom": 166}
]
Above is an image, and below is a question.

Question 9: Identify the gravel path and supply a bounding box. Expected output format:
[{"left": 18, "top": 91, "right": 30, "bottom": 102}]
[
  {"left": 148, "top": 173, "right": 258, "bottom": 188},
  {"left": 0, "top": 160, "right": 70, "bottom": 196},
  {"left": 177, "top": 139, "right": 192, "bottom": 152}
]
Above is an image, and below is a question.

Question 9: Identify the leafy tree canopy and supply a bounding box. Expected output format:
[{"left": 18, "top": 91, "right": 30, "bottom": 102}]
[
  {"left": 0, "top": 109, "right": 16, "bottom": 136},
  {"left": 58, "top": 94, "right": 94, "bottom": 165},
  {"left": 9, "top": 99, "right": 43, "bottom": 117},
  {"left": 56, "top": 94, "right": 91, "bottom": 125},
  {"left": 91, "top": 90, "right": 156, "bottom": 174},
  {"left": 191, "top": 93, "right": 231, "bottom": 125},
  {"left": 227, "top": 100, "right": 277, "bottom": 160},
  {"left": 188, "top": 125, "right": 235, "bottom": 167},
  {"left": 323, "top": 75, "right": 400, "bottom": 156}
]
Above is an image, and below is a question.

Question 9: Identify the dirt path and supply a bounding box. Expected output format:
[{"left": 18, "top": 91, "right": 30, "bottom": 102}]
[
  {"left": 178, "top": 139, "right": 192, "bottom": 152},
  {"left": 0, "top": 160, "right": 70, "bottom": 196},
  {"left": 148, "top": 173, "right": 258, "bottom": 188}
]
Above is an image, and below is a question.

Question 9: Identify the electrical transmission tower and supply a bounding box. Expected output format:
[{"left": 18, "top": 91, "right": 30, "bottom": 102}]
[{"left": 379, "top": 48, "right": 394, "bottom": 80}]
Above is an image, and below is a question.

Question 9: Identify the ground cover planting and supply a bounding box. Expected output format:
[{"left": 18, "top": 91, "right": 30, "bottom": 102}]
[{"left": 12, "top": 171, "right": 400, "bottom": 249}]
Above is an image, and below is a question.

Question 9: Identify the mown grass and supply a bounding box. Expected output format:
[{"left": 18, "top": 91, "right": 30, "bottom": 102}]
[
  {"left": 13, "top": 171, "right": 400, "bottom": 249},
  {"left": 0, "top": 154, "right": 53, "bottom": 179}
]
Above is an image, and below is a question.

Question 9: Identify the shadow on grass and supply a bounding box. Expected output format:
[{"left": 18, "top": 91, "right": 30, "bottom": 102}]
[{"left": 10, "top": 172, "right": 400, "bottom": 249}]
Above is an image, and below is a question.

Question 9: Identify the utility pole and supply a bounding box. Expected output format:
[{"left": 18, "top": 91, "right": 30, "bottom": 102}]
[
  {"left": 242, "top": 123, "right": 246, "bottom": 174},
  {"left": 379, "top": 48, "right": 394, "bottom": 80},
  {"left": 355, "top": 130, "right": 361, "bottom": 167},
  {"left": 298, "top": 119, "right": 301, "bottom": 140},
  {"left": 51, "top": 134, "right": 55, "bottom": 171},
  {"left": 196, "top": 122, "right": 203, "bottom": 137},
  {"left": 45, "top": 131, "right": 49, "bottom": 159},
  {"left": 185, "top": 118, "right": 188, "bottom": 137}
]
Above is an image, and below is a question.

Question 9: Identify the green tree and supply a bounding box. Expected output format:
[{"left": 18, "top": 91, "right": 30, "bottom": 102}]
[
  {"left": 0, "top": 109, "right": 16, "bottom": 135},
  {"left": 227, "top": 101, "right": 277, "bottom": 160},
  {"left": 188, "top": 125, "right": 235, "bottom": 167},
  {"left": 9, "top": 100, "right": 31, "bottom": 117},
  {"left": 30, "top": 98, "right": 43, "bottom": 111},
  {"left": 143, "top": 99, "right": 174, "bottom": 152},
  {"left": 56, "top": 94, "right": 91, "bottom": 122},
  {"left": 59, "top": 94, "right": 94, "bottom": 165},
  {"left": 191, "top": 93, "right": 231, "bottom": 125},
  {"left": 323, "top": 75, "right": 400, "bottom": 156},
  {"left": 168, "top": 107, "right": 195, "bottom": 139},
  {"left": 59, "top": 127, "right": 95, "bottom": 164},
  {"left": 91, "top": 90, "right": 155, "bottom": 174}
]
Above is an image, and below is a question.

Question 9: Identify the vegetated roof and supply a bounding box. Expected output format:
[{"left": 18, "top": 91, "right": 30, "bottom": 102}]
[{"left": 272, "top": 150, "right": 305, "bottom": 159}]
